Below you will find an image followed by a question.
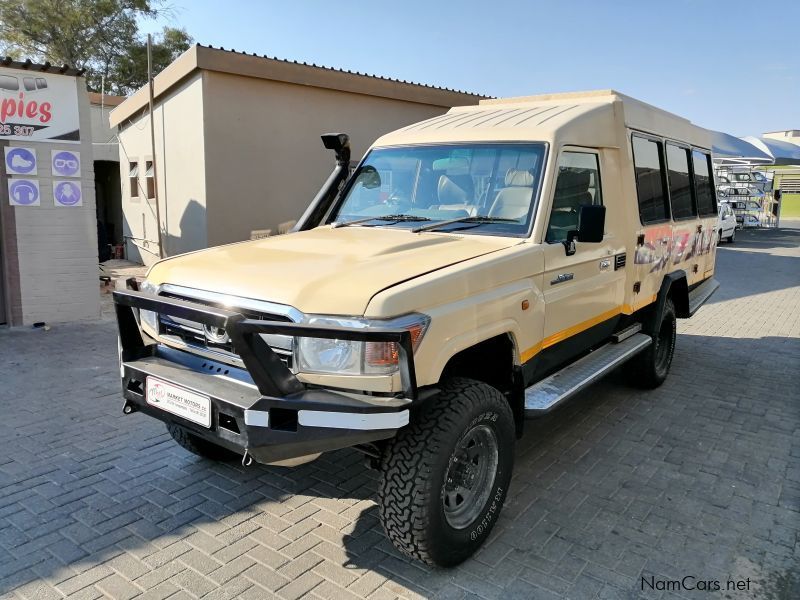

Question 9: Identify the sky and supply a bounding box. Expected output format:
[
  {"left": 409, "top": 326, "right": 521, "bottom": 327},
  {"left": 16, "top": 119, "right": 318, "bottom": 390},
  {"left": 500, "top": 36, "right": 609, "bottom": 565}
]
[{"left": 140, "top": 0, "right": 799, "bottom": 137}]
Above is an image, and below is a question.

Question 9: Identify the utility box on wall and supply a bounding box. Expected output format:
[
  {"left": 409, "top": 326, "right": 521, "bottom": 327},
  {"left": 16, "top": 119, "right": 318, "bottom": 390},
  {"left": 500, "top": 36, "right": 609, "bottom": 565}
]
[{"left": 0, "top": 60, "right": 100, "bottom": 326}]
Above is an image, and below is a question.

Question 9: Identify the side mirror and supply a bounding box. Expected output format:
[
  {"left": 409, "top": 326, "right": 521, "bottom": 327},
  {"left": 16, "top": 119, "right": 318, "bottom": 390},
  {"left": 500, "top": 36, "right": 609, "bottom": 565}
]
[{"left": 563, "top": 204, "right": 605, "bottom": 256}]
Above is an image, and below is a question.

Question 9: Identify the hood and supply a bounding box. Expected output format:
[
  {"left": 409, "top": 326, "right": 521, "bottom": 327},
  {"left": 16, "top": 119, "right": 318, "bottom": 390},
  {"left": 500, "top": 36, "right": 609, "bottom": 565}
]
[{"left": 146, "top": 226, "right": 519, "bottom": 315}]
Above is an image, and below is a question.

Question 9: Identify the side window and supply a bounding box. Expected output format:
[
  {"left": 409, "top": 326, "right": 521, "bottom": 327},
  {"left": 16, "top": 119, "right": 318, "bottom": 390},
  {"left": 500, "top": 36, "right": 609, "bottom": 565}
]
[
  {"left": 632, "top": 136, "right": 670, "bottom": 224},
  {"left": 546, "top": 151, "right": 602, "bottom": 243},
  {"left": 0, "top": 74, "right": 19, "bottom": 91},
  {"left": 665, "top": 143, "right": 696, "bottom": 219},
  {"left": 23, "top": 77, "right": 36, "bottom": 91},
  {"left": 128, "top": 162, "right": 139, "bottom": 199},
  {"left": 692, "top": 150, "right": 717, "bottom": 216},
  {"left": 145, "top": 161, "right": 155, "bottom": 199}
]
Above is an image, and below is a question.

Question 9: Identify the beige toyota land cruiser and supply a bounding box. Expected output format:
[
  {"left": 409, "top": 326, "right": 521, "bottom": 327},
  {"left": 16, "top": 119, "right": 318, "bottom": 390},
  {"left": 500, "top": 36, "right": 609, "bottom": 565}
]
[{"left": 114, "top": 90, "right": 720, "bottom": 567}]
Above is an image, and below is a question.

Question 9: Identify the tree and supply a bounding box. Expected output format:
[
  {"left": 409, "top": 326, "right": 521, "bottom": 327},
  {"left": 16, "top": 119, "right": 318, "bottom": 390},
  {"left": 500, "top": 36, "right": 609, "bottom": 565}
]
[{"left": 0, "top": 0, "right": 192, "bottom": 94}]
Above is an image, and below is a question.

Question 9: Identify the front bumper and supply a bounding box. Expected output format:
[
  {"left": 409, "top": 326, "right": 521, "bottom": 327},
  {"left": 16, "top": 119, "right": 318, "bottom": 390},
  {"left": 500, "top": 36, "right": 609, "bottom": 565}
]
[{"left": 114, "top": 290, "right": 418, "bottom": 464}]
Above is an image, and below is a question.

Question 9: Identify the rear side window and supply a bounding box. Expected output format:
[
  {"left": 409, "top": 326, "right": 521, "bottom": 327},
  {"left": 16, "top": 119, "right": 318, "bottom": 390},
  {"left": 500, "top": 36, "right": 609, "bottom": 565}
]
[
  {"left": 632, "top": 136, "right": 670, "bottom": 223},
  {"left": 666, "top": 143, "right": 696, "bottom": 219},
  {"left": 692, "top": 150, "right": 717, "bottom": 216}
]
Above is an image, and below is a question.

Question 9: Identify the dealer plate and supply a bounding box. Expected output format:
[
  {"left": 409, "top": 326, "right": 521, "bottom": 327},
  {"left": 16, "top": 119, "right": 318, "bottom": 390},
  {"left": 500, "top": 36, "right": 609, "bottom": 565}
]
[{"left": 146, "top": 376, "right": 211, "bottom": 428}]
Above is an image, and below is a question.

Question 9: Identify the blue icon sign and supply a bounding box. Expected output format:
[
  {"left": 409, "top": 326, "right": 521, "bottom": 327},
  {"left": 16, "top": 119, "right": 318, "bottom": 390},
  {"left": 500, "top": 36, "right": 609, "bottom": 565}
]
[
  {"left": 5, "top": 148, "right": 36, "bottom": 174},
  {"left": 54, "top": 181, "right": 81, "bottom": 206},
  {"left": 52, "top": 150, "right": 80, "bottom": 177},
  {"left": 9, "top": 179, "right": 39, "bottom": 205}
]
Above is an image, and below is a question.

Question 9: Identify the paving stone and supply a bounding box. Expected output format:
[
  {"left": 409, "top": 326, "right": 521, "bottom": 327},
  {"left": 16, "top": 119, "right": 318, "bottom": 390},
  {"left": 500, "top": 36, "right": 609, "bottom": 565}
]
[{"left": 0, "top": 225, "right": 798, "bottom": 599}]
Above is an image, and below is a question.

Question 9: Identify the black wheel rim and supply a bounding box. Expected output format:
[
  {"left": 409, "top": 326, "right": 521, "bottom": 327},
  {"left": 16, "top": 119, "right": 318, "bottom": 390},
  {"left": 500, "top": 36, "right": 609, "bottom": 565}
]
[{"left": 442, "top": 424, "right": 499, "bottom": 529}]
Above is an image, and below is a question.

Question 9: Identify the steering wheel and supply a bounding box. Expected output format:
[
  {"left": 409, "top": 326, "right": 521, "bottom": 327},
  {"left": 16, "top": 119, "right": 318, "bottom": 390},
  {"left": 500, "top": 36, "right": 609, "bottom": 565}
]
[{"left": 385, "top": 191, "right": 412, "bottom": 213}]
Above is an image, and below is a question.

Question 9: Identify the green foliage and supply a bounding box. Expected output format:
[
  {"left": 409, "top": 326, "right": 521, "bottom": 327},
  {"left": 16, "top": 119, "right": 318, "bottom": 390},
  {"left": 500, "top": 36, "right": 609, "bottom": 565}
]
[{"left": 0, "top": 0, "right": 192, "bottom": 94}]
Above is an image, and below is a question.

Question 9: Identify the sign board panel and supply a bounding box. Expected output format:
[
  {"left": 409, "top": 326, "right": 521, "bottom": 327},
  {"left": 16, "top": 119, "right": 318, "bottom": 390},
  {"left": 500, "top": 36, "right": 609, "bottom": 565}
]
[
  {"left": 8, "top": 179, "right": 40, "bottom": 206},
  {"left": 0, "top": 66, "right": 80, "bottom": 143},
  {"left": 53, "top": 180, "right": 82, "bottom": 206},
  {"left": 4, "top": 146, "right": 37, "bottom": 175},
  {"left": 51, "top": 149, "right": 80, "bottom": 177}
]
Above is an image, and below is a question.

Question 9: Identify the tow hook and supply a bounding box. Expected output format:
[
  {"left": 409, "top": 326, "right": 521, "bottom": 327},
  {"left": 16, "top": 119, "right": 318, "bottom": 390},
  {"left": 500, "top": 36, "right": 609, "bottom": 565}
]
[
  {"left": 122, "top": 401, "right": 136, "bottom": 415},
  {"left": 242, "top": 451, "right": 254, "bottom": 467}
]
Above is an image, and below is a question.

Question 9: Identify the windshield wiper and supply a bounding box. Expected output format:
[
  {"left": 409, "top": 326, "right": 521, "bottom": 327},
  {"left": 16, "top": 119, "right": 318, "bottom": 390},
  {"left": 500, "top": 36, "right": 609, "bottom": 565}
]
[
  {"left": 332, "top": 214, "right": 432, "bottom": 229},
  {"left": 411, "top": 216, "right": 520, "bottom": 233}
]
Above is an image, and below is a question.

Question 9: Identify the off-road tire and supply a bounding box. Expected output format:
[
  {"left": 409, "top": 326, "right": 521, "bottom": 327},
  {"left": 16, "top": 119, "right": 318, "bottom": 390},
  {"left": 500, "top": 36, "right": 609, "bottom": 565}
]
[
  {"left": 378, "top": 378, "right": 515, "bottom": 567},
  {"left": 167, "top": 423, "right": 239, "bottom": 461},
  {"left": 629, "top": 298, "right": 676, "bottom": 389}
]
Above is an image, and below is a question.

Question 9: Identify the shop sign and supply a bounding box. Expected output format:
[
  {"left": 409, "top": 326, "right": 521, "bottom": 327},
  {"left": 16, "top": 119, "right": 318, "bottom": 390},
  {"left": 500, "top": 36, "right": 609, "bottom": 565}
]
[{"left": 0, "top": 66, "right": 80, "bottom": 143}]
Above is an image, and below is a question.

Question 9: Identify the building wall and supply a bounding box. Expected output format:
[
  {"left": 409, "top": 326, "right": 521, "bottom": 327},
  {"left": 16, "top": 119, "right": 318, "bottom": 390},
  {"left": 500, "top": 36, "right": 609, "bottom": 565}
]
[
  {"left": 1, "top": 81, "right": 100, "bottom": 324},
  {"left": 90, "top": 102, "right": 120, "bottom": 162},
  {"left": 202, "top": 71, "right": 451, "bottom": 246},
  {"left": 118, "top": 73, "right": 207, "bottom": 264}
]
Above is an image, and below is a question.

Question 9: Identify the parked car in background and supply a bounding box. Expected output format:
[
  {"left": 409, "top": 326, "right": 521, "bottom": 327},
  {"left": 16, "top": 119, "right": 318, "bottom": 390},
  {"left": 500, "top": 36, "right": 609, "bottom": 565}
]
[{"left": 717, "top": 202, "right": 737, "bottom": 243}]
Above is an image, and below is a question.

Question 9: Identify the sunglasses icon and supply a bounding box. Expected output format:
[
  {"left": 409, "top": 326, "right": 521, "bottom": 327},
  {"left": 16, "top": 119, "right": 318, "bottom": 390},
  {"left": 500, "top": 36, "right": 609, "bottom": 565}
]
[{"left": 55, "top": 158, "right": 78, "bottom": 170}]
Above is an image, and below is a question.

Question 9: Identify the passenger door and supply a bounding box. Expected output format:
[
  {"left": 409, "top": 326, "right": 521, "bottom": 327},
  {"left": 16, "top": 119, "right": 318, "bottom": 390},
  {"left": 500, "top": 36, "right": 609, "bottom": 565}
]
[{"left": 541, "top": 150, "right": 625, "bottom": 351}]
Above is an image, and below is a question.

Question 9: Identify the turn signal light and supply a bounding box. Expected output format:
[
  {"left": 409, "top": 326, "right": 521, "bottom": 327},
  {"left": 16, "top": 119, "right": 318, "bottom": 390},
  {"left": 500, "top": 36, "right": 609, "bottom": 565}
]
[{"left": 365, "top": 323, "right": 426, "bottom": 368}]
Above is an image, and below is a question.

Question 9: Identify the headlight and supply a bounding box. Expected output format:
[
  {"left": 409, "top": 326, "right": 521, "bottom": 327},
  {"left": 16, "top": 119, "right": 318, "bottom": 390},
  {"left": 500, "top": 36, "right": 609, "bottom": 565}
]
[
  {"left": 295, "top": 313, "right": 429, "bottom": 375},
  {"left": 139, "top": 279, "right": 160, "bottom": 334}
]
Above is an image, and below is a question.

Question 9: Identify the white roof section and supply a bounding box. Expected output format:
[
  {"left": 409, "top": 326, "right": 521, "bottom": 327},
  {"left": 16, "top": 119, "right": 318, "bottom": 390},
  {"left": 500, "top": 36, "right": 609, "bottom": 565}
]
[
  {"left": 373, "top": 90, "right": 713, "bottom": 150},
  {"left": 743, "top": 136, "right": 800, "bottom": 165},
  {"left": 711, "top": 131, "right": 773, "bottom": 164}
]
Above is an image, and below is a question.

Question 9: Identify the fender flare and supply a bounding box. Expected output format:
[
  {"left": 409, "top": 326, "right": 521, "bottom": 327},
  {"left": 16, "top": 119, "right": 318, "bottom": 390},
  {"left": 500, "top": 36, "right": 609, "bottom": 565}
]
[{"left": 651, "top": 271, "right": 690, "bottom": 327}]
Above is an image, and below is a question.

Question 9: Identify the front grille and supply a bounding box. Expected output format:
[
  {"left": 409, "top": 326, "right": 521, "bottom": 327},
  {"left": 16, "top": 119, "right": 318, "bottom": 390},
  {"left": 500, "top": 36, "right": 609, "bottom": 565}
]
[{"left": 157, "top": 290, "right": 295, "bottom": 369}]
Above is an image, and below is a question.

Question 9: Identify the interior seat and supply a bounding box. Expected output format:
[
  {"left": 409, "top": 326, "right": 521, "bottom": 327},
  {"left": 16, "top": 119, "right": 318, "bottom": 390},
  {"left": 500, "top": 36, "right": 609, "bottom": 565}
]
[
  {"left": 488, "top": 169, "right": 535, "bottom": 220},
  {"left": 435, "top": 174, "right": 477, "bottom": 215}
]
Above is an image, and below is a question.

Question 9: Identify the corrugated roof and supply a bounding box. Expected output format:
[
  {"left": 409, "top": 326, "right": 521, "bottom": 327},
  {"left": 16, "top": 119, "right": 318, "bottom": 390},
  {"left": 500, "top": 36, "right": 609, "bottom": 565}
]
[
  {"left": 0, "top": 56, "right": 85, "bottom": 77},
  {"left": 194, "top": 44, "right": 486, "bottom": 97}
]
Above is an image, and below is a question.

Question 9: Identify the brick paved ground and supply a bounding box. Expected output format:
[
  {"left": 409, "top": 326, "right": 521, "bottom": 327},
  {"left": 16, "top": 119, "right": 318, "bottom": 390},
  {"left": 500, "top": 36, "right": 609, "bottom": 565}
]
[{"left": 1, "top": 226, "right": 798, "bottom": 600}]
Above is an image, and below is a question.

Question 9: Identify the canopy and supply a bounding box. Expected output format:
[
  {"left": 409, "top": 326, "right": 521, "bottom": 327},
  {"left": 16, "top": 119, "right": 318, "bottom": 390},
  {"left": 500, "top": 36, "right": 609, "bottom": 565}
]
[
  {"left": 710, "top": 131, "right": 772, "bottom": 164},
  {"left": 741, "top": 136, "right": 800, "bottom": 165}
]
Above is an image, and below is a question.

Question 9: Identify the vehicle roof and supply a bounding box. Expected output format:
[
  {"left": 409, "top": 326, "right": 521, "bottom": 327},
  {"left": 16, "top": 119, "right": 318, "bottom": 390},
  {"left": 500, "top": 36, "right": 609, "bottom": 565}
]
[{"left": 373, "top": 89, "right": 713, "bottom": 151}]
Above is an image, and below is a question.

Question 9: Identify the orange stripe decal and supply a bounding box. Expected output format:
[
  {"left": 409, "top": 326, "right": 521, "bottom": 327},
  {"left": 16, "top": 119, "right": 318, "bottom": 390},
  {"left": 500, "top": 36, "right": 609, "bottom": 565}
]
[{"left": 519, "top": 294, "right": 659, "bottom": 363}]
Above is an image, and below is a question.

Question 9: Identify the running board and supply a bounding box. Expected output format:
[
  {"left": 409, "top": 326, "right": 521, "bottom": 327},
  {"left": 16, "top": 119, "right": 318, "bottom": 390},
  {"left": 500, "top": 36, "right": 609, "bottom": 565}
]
[
  {"left": 524, "top": 333, "right": 652, "bottom": 416},
  {"left": 687, "top": 277, "right": 719, "bottom": 316}
]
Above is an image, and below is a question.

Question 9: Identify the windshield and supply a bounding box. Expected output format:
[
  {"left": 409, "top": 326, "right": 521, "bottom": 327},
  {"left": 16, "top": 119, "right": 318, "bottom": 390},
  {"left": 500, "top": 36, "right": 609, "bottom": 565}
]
[{"left": 331, "top": 143, "right": 546, "bottom": 236}]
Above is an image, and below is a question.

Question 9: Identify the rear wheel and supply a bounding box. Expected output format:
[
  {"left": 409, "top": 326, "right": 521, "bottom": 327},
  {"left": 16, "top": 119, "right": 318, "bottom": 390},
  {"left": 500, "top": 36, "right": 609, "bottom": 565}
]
[
  {"left": 167, "top": 423, "right": 239, "bottom": 461},
  {"left": 629, "top": 298, "right": 676, "bottom": 389},
  {"left": 378, "top": 378, "right": 514, "bottom": 567}
]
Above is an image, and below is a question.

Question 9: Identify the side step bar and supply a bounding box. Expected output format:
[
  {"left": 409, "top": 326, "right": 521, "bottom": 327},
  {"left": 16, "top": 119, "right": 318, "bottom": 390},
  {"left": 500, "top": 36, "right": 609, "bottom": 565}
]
[
  {"left": 687, "top": 277, "right": 720, "bottom": 316},
  {"left": 524, "top": 333, "right": 652, "bottom": 416}
]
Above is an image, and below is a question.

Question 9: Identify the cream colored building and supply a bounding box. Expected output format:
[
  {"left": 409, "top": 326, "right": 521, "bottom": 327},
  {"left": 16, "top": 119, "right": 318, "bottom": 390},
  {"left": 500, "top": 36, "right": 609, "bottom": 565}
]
[{"left": 110, "top": 45, "right": 485, "bottom": 265}]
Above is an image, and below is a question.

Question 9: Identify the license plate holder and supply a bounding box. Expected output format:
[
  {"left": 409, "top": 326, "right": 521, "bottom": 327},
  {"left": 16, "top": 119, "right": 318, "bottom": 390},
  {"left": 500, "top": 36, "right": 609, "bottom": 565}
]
[{"left": 146, "top": 376, "right": 212, "bottom": 428}]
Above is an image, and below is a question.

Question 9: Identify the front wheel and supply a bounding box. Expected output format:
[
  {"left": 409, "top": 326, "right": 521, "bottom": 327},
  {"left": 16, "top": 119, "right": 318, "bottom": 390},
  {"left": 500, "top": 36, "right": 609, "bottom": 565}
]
[{"left": 378, "top": 378, "right": 515, "bottom": 567}]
